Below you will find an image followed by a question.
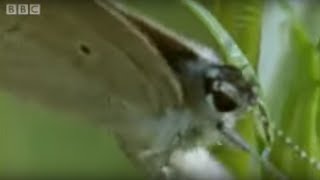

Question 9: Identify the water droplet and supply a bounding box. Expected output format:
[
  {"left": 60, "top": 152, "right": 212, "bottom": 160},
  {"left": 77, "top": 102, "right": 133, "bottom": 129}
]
[
  {"left": 276, "top": 130, "right": 284, "bottom": 137},
  {"left": 316, "top": 162, "right": 320, "bottom": 170},
  {"left": 309, "top": 157, "right": 316, "bottom": 164},
  {"left": 285, "top": 137, "right": 292, "bottom": 145},
  {"left": 293, "top": 145, "right": 300, "bottom": 152},
  {"left": 300, "top": 151, "right": 307, "bottom": 159}
]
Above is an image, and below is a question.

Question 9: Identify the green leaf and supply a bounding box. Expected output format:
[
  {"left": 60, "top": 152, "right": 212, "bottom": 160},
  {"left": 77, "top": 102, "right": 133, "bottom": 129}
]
[
  {"left": 210, "top": 0, "right": 264, "bottom": 67},
  {"left": 181, "top": 0, "right": 258, "bottom": 82},
  {"left": 267, "top": 9, "right": 320, "bottom": 179}
]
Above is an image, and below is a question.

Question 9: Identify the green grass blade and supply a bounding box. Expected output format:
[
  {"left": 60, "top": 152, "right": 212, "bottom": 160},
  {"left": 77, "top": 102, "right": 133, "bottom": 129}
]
[
  {"left": 211, "top": 0, "right": 264, "bottom": 67},
  {"left": 267, "top": 3, "right": 320, "bottom": 178},
  {"left": 181, "top": 0, "right": 258, "bottom": 85}
]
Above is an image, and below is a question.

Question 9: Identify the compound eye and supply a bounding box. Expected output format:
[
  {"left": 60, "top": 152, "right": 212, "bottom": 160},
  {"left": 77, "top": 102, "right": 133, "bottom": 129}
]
[
  {"left": 205, "top": 77, "right": 238, "bottom": 112},
  {"left": 211, "top": 90, "right": 238, "bottom": 112}
]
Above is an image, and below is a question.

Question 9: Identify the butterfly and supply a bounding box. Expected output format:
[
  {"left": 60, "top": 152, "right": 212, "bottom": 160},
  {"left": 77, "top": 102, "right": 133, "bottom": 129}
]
[{"left": 0, "top": 0, "right": 282, "bottom": 179}]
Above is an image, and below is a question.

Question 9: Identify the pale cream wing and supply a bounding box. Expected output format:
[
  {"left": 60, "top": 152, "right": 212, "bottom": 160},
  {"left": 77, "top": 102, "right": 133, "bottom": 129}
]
[{"left": 0, "top": 1, "right": 182, "bottom": 125}]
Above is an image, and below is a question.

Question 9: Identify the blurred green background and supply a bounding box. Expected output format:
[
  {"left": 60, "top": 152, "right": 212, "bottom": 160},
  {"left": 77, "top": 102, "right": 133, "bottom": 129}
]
[{"left": 0, "top": 0, "right": 320, "bottom": 179}]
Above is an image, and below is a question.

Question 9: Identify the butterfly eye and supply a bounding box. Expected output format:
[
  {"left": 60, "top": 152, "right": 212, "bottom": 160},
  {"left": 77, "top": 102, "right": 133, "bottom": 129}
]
[
  {"left": 211, "top": 90, "right": 238, "bottom": 112},
  {"left": 204, "top": 73, "right": 238, "bottom": 112}
]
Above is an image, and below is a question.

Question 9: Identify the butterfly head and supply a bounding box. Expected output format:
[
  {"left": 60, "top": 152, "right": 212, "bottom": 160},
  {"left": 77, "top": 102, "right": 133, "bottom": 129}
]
[
  {"left": 204, "top": 65, "right": 257, "bottom": 111},
  {"left": 196, "top": 64, "right": 259, "bottom": 129}
]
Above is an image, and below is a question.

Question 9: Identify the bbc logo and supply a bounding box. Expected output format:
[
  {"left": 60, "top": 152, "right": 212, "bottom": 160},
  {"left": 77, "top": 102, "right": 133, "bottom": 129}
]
[{"left": 6, "top": 4, "right": 41, "bottom": 15}]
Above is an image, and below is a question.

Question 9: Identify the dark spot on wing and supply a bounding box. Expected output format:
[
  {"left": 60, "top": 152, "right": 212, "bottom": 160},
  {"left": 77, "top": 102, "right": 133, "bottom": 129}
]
[
  {"left": 6, "top": 23, "right": 21, "bottom": 33},
  {"left": 79, "top": 43, "right": 91, "bottom": 55},
  {"left": 72, "top": 42, "right": 92, "bottom": 67}
]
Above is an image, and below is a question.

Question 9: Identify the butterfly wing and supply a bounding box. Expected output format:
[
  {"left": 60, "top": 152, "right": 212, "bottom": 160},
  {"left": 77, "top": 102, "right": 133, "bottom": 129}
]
[{"left": 0, "top": 1, "right": 182, "bottom": 126}]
